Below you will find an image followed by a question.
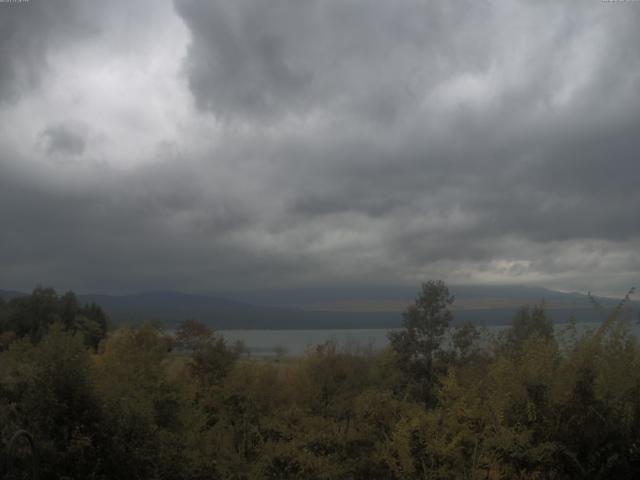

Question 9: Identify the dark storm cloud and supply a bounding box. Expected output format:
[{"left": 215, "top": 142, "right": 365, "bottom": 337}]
[
  {"left": 173, "top": 0, "right": 312, "bottom": 119},
  {"left": 0, "top": 154, "right": 263, "bottom": 292},
  {"left": 0, "top": 0, "right": 639, "bottom": 294},
  {"left": 0, "top": 0, "right": 98, "bottom": 103},
  {"left": 174, "top": 0, "right": 493, "bottom": 121},
  {"left": 40, "top": 122, "right": 87, "bottom": 156}
]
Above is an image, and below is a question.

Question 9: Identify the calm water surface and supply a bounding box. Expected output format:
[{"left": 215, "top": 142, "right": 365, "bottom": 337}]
[{"left": 219, "top": 322, "right": 636, "bottom": 356}]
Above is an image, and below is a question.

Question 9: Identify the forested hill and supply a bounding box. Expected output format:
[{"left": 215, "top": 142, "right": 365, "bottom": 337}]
[
  {"left": 1, "top": 286, "right": 636, "bottom": 329},
  {"left": 4, "top": 281, "right": 640, "bottom": 478}
]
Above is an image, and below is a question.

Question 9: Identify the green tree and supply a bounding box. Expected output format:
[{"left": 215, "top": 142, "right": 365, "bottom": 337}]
[
  {"left": 503, "top": 304, "right": 553, "bottom": 354},
  {"left": 76, "top": 301, "right": 109, "bottom": 349},
  {"left": 175, "top": 318, "right": 214, "bottom": 351},
  {"left": 0, "top": 288, "right": 108, "bottom": 349},
  {"left": 175, "top": 319, "right": 239, "bottom": 391},
  {"left": 190, "top": 336, "right": 239, "bottom": 390},
  {"left": 451, "top": 321, "right": 482, "bottom": 361},
  {"left": 388, "top": 280, "right": 454, "bottom": 403},
  {"left": 5, "top": 287, "right": 60, "bottom": 342},
  {"left": 0, "top": 324, "right": 103, "bottom": 479},
  {"left": 94, "top": 324, "right": 207, "bottom": 479}
]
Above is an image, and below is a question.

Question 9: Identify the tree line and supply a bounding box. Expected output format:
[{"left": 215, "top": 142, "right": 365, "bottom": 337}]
[{"left": 1, "top": 281, "right": 640, "bottom": 479}]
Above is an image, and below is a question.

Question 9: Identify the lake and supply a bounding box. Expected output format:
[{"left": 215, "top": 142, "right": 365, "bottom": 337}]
[
  {"left": 219, "top": 328, "right": 392, "bottom": 356},
  {"left": 218, "top": 322, "right": 635, "bottom": 357}
]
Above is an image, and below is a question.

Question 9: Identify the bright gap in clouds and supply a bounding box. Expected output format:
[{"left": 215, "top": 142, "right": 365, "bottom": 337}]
[{"left": 3, "top": 0, "right": 193, "bottom": 170}]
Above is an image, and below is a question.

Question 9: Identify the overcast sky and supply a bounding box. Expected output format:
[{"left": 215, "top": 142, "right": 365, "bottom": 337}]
[{"left": 1, "top": 0, "right": 639, "bottom": 295}]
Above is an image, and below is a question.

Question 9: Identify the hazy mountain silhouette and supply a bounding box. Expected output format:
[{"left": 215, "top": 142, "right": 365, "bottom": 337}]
[{"left": 2, "top": 285, "right": 635, "bottom": 329}]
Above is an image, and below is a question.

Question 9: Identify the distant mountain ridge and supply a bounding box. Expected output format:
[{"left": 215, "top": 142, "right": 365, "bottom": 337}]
[
  {"left": 223, "top": 285, "right": 626, "bottom": 312},
  {"left": 1, "top": 286, "right": 636, "bottom": 329},
  {"left": 0, "top": 289, "right": 27, "bottom": 300}
]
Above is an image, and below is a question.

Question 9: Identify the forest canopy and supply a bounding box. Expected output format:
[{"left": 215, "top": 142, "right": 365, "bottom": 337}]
[{"left": 1, "top": 283, "right": 640, "bottom": 479}]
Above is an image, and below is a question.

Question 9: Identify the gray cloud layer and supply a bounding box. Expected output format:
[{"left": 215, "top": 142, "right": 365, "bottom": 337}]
[{"left": 0, "top": 0, "right": 639, "bottom": 295}]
